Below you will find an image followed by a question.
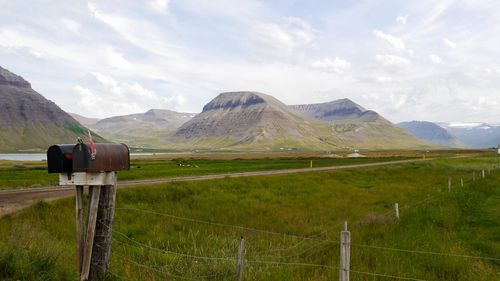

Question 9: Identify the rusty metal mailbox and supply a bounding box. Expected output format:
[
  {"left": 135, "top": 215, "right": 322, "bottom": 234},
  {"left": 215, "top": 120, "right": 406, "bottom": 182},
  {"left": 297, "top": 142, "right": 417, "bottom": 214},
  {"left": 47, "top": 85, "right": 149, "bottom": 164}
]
[
  {"left": 47, "top": 144, "right": 75, "bottom": 174},
  {"left": 72, "top": 143, "right": 130, "bottom": 172}
]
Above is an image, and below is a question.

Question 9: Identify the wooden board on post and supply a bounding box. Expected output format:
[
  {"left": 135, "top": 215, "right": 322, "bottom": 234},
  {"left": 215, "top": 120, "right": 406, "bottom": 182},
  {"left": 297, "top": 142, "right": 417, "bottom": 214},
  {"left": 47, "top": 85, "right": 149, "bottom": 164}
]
[
  {"left": 81, "top": 185, "right": 101, "bottom": 281},
  {"left": 75, "top": 185, "right": 84, "bottom": 274},
  {"left": 89, "top": 176, "right": 117, "bottom": 280}
]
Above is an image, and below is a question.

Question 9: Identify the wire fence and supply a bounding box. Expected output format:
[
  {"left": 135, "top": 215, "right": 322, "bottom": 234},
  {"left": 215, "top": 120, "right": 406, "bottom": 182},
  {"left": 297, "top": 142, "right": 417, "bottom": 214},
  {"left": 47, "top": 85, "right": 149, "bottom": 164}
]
[{"left": 102, "top": 165, "right": 499, "bottom": 280}]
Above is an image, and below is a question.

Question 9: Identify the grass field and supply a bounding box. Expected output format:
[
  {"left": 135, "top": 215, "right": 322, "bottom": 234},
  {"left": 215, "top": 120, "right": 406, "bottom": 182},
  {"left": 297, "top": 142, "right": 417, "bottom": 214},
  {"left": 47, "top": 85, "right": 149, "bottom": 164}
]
[
  {"left": 0, "top": 157, "right": 411, "bottom": 189},
  {"left": 0, "top": 156, "right": 499, "bottom": 280}
]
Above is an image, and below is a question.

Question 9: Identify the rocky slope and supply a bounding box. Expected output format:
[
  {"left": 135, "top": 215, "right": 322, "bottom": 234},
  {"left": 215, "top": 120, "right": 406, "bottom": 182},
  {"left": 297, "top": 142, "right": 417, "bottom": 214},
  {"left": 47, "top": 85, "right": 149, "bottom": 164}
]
[
  {"left": 170, "top": 92, "right": 426, "bottom": 150},
  {"left": 290, "top": 99, "right": 425, "bottom": 149},
  {"left": 398, "top": 121, "right": 464, "bottom": 147},
  {"left": 0, "top": 66, "right": 104, "bottom": 152}
]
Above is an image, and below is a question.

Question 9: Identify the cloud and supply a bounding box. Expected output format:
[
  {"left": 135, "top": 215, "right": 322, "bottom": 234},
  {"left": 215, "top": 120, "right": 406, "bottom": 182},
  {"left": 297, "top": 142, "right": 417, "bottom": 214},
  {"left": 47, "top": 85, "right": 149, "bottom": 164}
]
[
  {"left": 61, "top": 18, "right": 81, "bottom": 33},
  {"left": 147, "top": 0, "right": 169, "bottom": 14},
  {"left": 375, "top": 54, "right": 411, "bottom": 67},
  {"left": 429, "top": 54, "right": 443, "bottom": 64},
  {"left": 396, "top": 15, "right": 408, "bottom": 24},
  {"left": 249, "top": 17, "right": 317, "bottom": 59},
  {"left": 73, "top": 72, "right": 178, "bottom": 117},
  {"left": 373, "top": 30, "right": 405, "bottom": 50},
  {"left": 311, "top": 57, "right": 351, "bottom": 74},
  {"left": 442, "top": 37, "right": 457, "bottom": 48}
]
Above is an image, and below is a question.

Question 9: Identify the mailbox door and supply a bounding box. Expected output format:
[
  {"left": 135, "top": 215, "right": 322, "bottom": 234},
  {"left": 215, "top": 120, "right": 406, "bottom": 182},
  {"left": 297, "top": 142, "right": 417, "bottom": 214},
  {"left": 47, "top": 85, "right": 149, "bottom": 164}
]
[
  {"left": 47, "top": 144, "right": 75, "bottom": 173},
  {"left": 72, "top": 143, "right": 130, "bottom": 172}
]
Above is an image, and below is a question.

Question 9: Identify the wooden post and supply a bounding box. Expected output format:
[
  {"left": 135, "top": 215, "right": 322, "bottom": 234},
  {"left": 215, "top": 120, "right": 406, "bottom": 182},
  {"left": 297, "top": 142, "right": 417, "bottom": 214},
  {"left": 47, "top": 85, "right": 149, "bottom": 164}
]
[
  {"left": 339, "top": 221, "right": 350, "bottom": 281},
  {"left": 237, "top": 237, "right": 245, "bottom": 281},
  {"left": 482, "top": 170, "right": 485, "bottom": 179},
  {"left": 75, "top": 185, "right": 84, "bottom": 274},
  {"left": 89, "top": 178, "right": 117, "bottom": 280},
  {"left": 81, "top": 185, "right": 101, "bottom": 281},
  {"left": 395, "top": 203, "right": 400, "bottom": 220},
  {"left": 310, "top": 160, "right": 313, "bottom": 168},
  {"left": 448, "top": 178, "right": 451, "bottom": 192},
  {"left": 461, "top": 178, "right": 464, "bottom": 188}
]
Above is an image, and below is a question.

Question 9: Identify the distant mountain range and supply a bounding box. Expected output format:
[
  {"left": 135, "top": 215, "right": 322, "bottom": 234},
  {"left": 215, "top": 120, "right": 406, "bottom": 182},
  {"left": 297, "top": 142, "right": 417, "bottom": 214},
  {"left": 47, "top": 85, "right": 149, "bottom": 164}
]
[
  {"left": 72, "top": 109, "right": 195, "bottom": 148},
  {"left": 168, "top": 92, "right": 424, "bottom": 150},
  {"left": 439, "top": 122, "right": 500, "bottom": 148},
  {"left": 8, "top": 65, "right": 483, "bottom": 152},
  {"left": 0, "top": 66, "right": 104, "bottom": 152},
  {"left": 398, "top": 121, "right": 464, "bottom": 147}
]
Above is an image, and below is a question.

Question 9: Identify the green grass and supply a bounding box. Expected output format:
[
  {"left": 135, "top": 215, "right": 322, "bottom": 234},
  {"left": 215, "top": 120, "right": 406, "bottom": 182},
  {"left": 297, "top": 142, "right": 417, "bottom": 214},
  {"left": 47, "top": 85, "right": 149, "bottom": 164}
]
[
  {"left": 0, "top": 156, "right": 499, "bottom": 280},
  {"left": 0, "top": 157, "right": 409, "bottom": 189}
]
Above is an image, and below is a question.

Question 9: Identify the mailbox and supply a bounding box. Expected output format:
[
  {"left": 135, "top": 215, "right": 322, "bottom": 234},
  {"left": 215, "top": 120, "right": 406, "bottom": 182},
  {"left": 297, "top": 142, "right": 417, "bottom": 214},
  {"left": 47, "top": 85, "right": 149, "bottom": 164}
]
[
  {"left": 47, "top": 144, "right": 75, "bottom": 173},
  {"left": 72, "top": 143, "right": 130, "bottom": 172}
]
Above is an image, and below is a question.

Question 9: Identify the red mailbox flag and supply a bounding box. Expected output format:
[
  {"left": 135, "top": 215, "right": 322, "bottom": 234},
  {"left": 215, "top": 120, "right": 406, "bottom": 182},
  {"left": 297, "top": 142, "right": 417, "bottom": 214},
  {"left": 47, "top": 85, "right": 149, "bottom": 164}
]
[{"left": 88, "top": 130, "right": 96, "bottom": 160}]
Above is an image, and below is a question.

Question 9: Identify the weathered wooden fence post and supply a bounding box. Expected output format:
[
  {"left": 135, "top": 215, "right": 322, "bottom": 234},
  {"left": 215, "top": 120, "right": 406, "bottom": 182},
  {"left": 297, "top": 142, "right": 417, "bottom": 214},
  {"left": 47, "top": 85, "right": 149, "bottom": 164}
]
[
  {"left": 482, "top": 169, "right": 485, "bottom": 179},
  {"left": 340, "top": 221, "right": 350, "bottom": 281},
  {"left": 394, "top": 203, "right": 400, "bottom": 220},
  {"left": 237, "top": 237, "right": 245, "bottom": 281},
  {"left": 75, "top": 185, "right": 84, "bottom": 274},
  {"left": 310, "top": 160, "right": 313, "bottom": 168},
  {"left": 448, "top": 178, "right": 451, "bottom": 192},
  {"left": 461, "top": 178, "right": 464, "bottom": 188},
  {"left": 89, "top": 178, "right": 118, "bottom": 280}
]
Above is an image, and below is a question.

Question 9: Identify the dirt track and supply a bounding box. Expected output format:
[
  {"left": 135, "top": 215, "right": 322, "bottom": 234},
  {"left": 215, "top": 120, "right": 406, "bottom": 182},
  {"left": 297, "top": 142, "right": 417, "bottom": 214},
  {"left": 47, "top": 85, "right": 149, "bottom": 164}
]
[{"left": 0, "top": 158, "right": 427, "bottom": 216}]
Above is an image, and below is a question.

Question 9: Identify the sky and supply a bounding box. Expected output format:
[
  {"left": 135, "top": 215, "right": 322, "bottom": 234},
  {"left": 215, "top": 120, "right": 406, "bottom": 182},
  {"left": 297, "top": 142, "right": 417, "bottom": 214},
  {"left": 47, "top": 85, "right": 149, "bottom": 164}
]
[{"left": 1, "top": 0, "right": 500, "bottom": 123}]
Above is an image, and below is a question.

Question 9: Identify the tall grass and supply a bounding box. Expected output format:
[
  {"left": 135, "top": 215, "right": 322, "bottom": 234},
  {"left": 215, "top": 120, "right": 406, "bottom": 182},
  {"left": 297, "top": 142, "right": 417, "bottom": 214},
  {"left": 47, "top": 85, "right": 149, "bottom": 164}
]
[{"left": 0, "top": 156, "right": 498, "bottom": 280}]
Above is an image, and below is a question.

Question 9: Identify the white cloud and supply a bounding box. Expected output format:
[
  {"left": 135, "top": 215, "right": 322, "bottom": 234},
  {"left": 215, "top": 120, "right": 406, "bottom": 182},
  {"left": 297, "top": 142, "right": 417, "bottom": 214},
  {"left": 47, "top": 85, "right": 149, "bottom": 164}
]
[
  {"left": 375, "top": 76, "right": 393, "bottom": 83},
  {"left": 443, "top": 37, "right": 457, "bottom": 48},
  {"left": 373, "top": 30, "right": 405, "bottom": 50},
  {"left": 396, "top": 15, "right": 408, "bottom": 24},
  {"left": 147, "top": 0, "right": 169, "bottom": 14},
  {"left": 375, "top": 54, "right": 411, "bottom": 67},
  {"left": 73, "top": 72, "right": 177, "bottom": 117},
  {"left": 249, "top": 17, "right": 317, "bottom": 59},
  {"left": 311, "top": 57, "right": 351, "bottom": 74},
  {"left": 429, "top": 54, "right": 443, "bottom": 64},
  {"left": 61, "top": 18, "right": 80, "bottom": 33}
]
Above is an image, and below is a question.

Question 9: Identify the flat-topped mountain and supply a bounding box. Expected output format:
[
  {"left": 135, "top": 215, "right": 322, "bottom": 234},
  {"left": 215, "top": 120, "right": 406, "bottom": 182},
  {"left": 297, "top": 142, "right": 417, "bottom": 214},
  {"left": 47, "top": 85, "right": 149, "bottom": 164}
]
[
  {"left": 170, "top": 92, "right": 426, "bottom": 150},
  {"left": 290, "top": 98, "right": 379, "bottom": 121},
  {"left": 0, "top": 66, "right": 104, "bottom": 152},
  {"left": 398, "top": 121, "right": 464, "bottom": 147},
  {"left": 171, "top": 91, "right": 335, "bottom": 149},
  {"left": 87, "top": 109, "right": 195, "bottom": 147},
  {"left": 290, "top": 98, "right": 424, "bottom": 149}
]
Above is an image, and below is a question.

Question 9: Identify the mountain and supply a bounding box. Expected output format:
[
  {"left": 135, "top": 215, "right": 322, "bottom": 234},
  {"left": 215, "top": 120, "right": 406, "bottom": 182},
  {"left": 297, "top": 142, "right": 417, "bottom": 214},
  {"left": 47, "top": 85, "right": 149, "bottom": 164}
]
[
  {"left": 290, "top": 99, "right": 425, "bottom": 149},
  {"left": 439, "top": 122, "right": 500, "bottom": 148},
  {"left": 170, "top": 92, "right": 426, "bottom": 150},
  {"left": 398, "top": 121, "right": 464, "bottom": 147},
  {"left": 70, "top": 113, "right": 100, "bottom": 127},
  {"left": 88, "top": 109, "right": 195, "bottom": 147},
  {"left": 0, "top": 66, "right": 104, "bottom": 152},
  {"left": 289, "top": 98, "right": 376, "bottom": 121}
]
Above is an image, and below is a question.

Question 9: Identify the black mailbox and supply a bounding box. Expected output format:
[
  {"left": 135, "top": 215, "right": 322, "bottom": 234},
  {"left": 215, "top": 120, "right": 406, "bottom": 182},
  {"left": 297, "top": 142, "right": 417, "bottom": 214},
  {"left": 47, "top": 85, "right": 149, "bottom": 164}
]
[
  {"left": 72, "top": 143, "right": 130, "bottom": 172},
  {"left": 47, "top": 144, "right": 75, "bottom": 173}
]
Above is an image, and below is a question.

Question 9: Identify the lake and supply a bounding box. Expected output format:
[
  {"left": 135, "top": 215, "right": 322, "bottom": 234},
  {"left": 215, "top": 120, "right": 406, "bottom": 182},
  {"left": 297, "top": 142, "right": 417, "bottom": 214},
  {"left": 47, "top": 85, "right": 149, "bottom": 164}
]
[{"left": 0, "top": 154, "right": 47, "bottom": 161}]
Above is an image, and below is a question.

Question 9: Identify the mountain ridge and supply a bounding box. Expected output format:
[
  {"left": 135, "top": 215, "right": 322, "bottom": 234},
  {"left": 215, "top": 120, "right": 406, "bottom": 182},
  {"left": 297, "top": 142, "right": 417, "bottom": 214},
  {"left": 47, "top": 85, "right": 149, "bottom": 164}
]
[
  {"left": 398, "top": 121, "right": 464, "bottom": 147},
  {"left": 0, "top": 66, "right": 104, "bottom": 152}
]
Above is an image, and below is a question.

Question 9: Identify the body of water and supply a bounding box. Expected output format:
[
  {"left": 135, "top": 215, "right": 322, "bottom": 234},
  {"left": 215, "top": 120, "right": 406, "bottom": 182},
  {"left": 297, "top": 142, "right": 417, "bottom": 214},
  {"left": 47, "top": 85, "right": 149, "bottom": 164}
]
[{"left": 0, "top": 154, "right": 47, "bottom": 161}]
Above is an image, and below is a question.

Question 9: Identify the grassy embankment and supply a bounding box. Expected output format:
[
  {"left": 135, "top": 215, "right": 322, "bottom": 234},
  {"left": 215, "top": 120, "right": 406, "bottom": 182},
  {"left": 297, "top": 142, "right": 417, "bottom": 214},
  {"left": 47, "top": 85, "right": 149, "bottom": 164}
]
[
  {"left": 0, "top": 156, "right": 499, "bottom": 280},
  {"left": 0, "top": 157, "right": 410, "bottom": 189}
]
